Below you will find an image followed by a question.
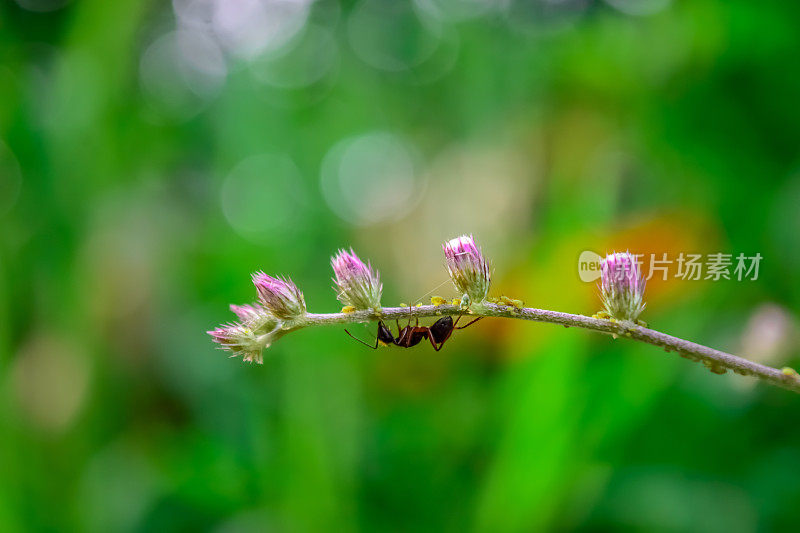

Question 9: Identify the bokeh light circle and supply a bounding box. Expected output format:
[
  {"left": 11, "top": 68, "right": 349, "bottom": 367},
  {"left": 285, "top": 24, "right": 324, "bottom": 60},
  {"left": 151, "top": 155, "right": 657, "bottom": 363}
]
[
  {"left": 250, "top": 24, "right": 339, "bottom": 89},
  {"left": 139, "top": 29, "right": 227, "bottom": 120},
  {"left": 504, "top": 0, "right": 589, "bottom": 36},
  {"left": 413, "top": 0, "right": 496, "bottom": 23},
  {"left": 172, "top": 0, "right": 216, "bottom": 30},
  {"left": 348, "top": 0, "right": 443, "bottom": 72},
  {"left": 212, "top": 0, "right": 313, "bottom": 60},
  {"left": 320, "top": 132, "right": 422, "bottom": 226},
  {"left": 604, "top": 0, "right": 672, "bottom": 17},
  {"left": 221, "top": 153, "right": 307, "bottom": 243}
]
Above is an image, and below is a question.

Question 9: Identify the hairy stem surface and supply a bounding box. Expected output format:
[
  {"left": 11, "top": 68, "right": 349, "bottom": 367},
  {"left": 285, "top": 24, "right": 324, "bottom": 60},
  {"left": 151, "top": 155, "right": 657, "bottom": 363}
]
[{"left": 295, "top": 303, "right": 800, "bottom": 394}]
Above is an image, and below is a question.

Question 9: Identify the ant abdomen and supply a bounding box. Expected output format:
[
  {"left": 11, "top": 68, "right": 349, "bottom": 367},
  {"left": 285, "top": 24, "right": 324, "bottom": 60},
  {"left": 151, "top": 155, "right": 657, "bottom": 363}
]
[{"left": 429, "top": 316, "right": 454, "bottom": 345}]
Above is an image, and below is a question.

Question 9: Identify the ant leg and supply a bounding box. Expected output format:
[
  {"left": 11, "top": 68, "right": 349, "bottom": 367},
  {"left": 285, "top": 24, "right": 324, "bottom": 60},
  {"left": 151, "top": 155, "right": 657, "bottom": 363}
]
[
  {"left": 455, "top": 317, "right": 483, "bottom": 330},
  {"left": 426, "top": 330, "right": 444, "bottom": 352},
  {"left": 343, "top": 328, "right": 379, "bottom": 349},
  {"left": 450, "top": 312, "right": 482, "bottom": 329}
]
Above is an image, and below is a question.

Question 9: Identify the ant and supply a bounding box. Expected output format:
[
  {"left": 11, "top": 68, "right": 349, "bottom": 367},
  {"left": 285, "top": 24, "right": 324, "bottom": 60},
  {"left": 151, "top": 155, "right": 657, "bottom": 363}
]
[{"left": 344, "top": 311, "right": 482, "bottom": 351}]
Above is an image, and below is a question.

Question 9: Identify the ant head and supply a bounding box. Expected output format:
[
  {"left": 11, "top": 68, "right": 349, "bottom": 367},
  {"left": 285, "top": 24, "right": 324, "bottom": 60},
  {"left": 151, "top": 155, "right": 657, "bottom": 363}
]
[
  {"left": 377, "top": 321, "right": 395, "bottom": 346},
  {"left": 429, "top": 316, "right": 454, "bottom": 343}
]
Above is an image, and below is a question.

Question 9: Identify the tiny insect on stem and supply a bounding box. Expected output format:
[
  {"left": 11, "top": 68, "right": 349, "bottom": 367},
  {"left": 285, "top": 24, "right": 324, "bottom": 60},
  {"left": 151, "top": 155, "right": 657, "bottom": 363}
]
[{"left": 342, "top": 312, "right": 483, "bottom": 352}]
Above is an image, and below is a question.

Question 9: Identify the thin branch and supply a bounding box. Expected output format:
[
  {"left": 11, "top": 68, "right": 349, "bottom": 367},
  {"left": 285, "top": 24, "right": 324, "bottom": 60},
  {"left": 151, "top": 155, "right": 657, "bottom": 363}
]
[{"left": 295, "top": 303, "right": 800, "bottom": 394}]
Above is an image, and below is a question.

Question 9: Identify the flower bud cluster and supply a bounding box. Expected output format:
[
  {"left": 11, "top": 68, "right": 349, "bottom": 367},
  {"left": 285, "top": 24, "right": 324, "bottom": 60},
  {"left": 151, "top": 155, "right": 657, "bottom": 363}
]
[
  {"left": 443, "top": 234, "right": 492, "bottom": 305},
  {"left": 209, "top": 236, "right": 650, "bottom": 364},
  {"left": 599, "top": 251, "right": 646, "bottom": 321},
  {"left": 207, "top": 323, "right": 270, "bottom": 364},
  {"left": 331, "top": 248, "right": 382, "bottom": 310},
  {"left": 252, "top": 273, "right": 306, "bottom": 320},
  {"left": 207, "top": 275, "right": 305, "bottom": 363}
]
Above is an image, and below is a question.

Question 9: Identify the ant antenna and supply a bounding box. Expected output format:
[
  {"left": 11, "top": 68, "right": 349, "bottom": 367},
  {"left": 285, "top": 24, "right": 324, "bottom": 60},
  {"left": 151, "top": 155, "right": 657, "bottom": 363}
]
[
  {"left": 344, "top": 328, "right": 377, "bottom": 349},
  {"left": 411, "top": 277, "right": 453, "bottom": 306}
]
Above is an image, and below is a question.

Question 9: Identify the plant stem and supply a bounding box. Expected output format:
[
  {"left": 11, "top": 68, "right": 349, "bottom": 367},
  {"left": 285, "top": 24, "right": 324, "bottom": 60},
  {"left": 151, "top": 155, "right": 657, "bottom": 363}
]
[{"left": 297, "top": 303, "right": 800, "bottom": 394}]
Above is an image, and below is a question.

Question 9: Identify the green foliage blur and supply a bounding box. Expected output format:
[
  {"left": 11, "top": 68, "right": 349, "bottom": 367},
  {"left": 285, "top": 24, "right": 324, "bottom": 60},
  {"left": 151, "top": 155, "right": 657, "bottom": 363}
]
[{"left": 2, "top": 0, "right": 800, "bottom": 531}]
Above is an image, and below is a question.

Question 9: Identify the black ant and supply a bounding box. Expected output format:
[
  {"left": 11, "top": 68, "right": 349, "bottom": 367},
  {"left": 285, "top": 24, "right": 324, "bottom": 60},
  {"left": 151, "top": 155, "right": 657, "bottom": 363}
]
[{"left": 344, "top": 312, "right": 482, "bottom": 351}]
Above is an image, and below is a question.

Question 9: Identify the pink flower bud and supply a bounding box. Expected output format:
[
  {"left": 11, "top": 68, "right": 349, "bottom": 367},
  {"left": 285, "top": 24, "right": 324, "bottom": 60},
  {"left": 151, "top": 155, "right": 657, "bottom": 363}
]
[
  {"left": 600, "top": 251, "right": 646, "bottom": 321},
  {"left": 230, "top": 303, "right": 278, "bottom": 333},
  {"left": 230, "top": 303, "right": 261, "bottom": 322},
  {"left": 443, "top": 234, "right": 491, "bottom": 303},
  {"left": 207, "top": 323, "right": 265, "bottom": 364},
  {"left": 252, "top": 273, "right": 306, "bottom": 320},
  {"left": 331, "top": 248, "right": 382, "bottom": 309}
]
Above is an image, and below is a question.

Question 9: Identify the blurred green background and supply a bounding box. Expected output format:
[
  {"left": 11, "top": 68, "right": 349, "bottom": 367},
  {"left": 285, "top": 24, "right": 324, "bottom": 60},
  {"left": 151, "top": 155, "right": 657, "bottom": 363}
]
[{"left": 2, "top": 0, "right": 800, "bottom": 531}]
